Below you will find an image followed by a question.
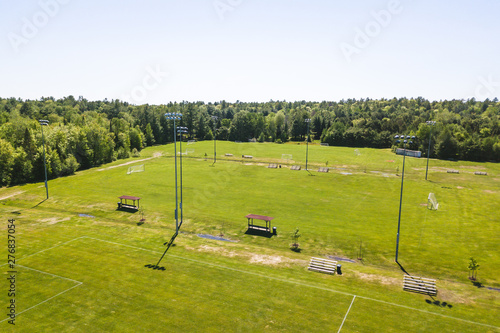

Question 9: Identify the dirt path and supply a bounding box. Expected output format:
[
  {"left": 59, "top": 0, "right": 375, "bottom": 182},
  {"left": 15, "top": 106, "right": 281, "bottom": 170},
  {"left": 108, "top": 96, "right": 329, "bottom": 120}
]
[{"left": 97, "top": 152, "right": 163, "bottom": 171}]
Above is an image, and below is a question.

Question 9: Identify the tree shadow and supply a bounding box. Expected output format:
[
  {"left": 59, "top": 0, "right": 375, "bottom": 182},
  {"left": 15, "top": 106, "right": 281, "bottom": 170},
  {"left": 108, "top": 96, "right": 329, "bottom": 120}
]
[{"left": 471, "top": 280, "right": 483, "bottom": 288}]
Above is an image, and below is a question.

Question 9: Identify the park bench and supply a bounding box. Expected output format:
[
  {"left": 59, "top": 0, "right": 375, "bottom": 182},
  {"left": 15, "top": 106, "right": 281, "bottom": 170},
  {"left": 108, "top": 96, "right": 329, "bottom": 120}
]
[
  {"left": 308, "top": 257, "right": 337, "bottom": 275},
  {"left": 447, "top": 170, "right": 459, "bottom": 174},
  {"left": 474, "top": 171, "right": 487, "bottom": 175},
  {"left": 225, "top": 153, "right": 233, "bottom": 157},
  {"left": 267, "top": 163, "right": 278, "bottom": 168},
  {"left": 290, "top": 165, "right": 301, "bottom": 170},
  {"left": 403, "top": 275, "right": 437, "bottom": 295},
  {"left": 318, "top": 167, "right": 329, "bottom": 173},
  {"left": 243, "top": 155, "right": 253, "bottom": 159}
]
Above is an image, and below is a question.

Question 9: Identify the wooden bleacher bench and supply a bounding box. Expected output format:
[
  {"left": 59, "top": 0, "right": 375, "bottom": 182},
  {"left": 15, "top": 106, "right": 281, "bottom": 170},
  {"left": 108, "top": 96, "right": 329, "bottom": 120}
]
[
  {"left": 243, "top": 155, "right": 253, "bottom": 159},
  {"left": 290, "top": 165, "right": 301, "bottom": 170},
  {"left": 318, "top": 167, "right": 329, "bottom": 173},
  {"left": 474, "top": 171, "right": 487, "bottom": 175},
  {"left": 267, "top": 163, "right": 277, "bottom": 168},
  {"left": 308, "top": 257, "right": 337, "bottom": 275},
  {"left": 403, "top": 276, "right": 437, "bottom": 295},
  {"left": 447, "top": 170, "right": 459, "bottom": 174}
]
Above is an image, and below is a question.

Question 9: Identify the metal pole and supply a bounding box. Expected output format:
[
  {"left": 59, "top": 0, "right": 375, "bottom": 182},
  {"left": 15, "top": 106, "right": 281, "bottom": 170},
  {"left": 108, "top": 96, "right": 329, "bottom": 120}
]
[
  {"left": 305, "top": 119, "right": 311, "bottom": 170},
  {"left": 425, "top": 121, "right": 435, "bottom": 181},
  {"left": 41, "top": 124, "right": 48, "bottom": 199},
  {"left": 179, "top": 129, "right": 183, "bottom": 228},
  {"left": 395, "top": 141, "right": 406, "bottom": 263},
  {"left": 173, "top": 118, "right": 178, "bottom": 233},
  {"left": 212, "top": 116, "right": 217, "bottom": 166}
]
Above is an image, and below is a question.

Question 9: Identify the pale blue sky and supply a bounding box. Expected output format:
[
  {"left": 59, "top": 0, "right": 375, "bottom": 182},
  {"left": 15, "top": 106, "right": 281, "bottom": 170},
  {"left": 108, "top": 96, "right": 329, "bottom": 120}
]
[{"left": 1, "top": 0, "right": 499, "bottom": 104}]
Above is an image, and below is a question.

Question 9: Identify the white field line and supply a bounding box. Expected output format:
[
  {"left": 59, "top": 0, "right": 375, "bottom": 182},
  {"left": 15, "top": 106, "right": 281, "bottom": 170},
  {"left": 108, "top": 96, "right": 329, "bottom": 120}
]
[
  {"left": 6, "top": 236, "right": 498, "bottom": 330},
  {"left": 338, "top": 295, "right": 356, "bottom": 333},
  {"left": 0, "top": 191, "right": 25, "bottom": 200},
  {"left": 0, "top": 265, "right": 82, "bottom": 323},
  {"left": 82, "top": 236, "right": 499, "bottom": 330},
  {"left": 15, "top": 264, "right": 83, "bottom": 284}
]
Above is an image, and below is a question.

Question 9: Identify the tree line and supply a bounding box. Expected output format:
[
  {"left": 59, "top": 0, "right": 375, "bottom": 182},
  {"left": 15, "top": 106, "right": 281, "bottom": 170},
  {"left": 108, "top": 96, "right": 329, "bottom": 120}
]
[{"left": 0, "top": 96, "right": 498, "bottom": 186}]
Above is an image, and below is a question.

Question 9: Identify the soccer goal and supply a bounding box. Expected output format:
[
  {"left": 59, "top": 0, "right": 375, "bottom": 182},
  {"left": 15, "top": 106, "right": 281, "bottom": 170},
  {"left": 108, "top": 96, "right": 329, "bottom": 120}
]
[
  {"left": 427, "top": 193, "right": 439, "bottom": 210},
  {"left": 127, "top": 164, "right": 145, "bottom": 174},
  {"left": 281, "top": 154, "right": 292, "bottom": 162},
  {"left": 187, "top": 140, "right": 196, "bottom": 145}
]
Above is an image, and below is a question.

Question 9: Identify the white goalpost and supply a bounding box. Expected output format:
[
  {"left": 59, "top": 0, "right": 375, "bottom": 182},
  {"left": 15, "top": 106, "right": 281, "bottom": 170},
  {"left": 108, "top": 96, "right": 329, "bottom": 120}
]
[
  {"left": 127, "top": 164, "right": 145, "bottom": 174},
  {"left": 428, "top": 193, "right": 439, "bottom": 210}
]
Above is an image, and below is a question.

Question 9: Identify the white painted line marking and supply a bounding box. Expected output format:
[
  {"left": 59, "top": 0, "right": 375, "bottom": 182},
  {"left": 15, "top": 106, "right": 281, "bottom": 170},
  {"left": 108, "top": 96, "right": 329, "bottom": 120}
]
[{"left": 338, "top": 295, "right": 356, "bottom": 332}]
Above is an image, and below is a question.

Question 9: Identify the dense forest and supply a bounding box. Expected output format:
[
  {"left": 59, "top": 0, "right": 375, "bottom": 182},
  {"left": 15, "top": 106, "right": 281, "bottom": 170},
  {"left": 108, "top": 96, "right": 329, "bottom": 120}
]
[{"left": 0, "top": 96, "right": 499, "bottom": 186}]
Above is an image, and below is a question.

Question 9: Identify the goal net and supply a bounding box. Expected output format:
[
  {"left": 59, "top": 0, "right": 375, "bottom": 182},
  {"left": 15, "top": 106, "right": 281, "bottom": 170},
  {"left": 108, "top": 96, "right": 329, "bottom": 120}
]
[
  {"left": 281, "top": 154, "right": 292, "bottom": 161},
  {"left": 127, "top": 164, "right": 145, "bottom": 174},
  {"left": 427, "top": 193, "right": 439, "bottom": 210},
  {"left": 187, "top": 140, "right": 196, "bottom": 145}
]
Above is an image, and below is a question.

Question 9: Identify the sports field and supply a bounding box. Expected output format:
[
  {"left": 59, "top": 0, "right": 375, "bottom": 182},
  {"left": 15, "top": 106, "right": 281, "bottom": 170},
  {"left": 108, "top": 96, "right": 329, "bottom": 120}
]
[{"left": 1, "top": 141, "right": 499, "bottom": 332}]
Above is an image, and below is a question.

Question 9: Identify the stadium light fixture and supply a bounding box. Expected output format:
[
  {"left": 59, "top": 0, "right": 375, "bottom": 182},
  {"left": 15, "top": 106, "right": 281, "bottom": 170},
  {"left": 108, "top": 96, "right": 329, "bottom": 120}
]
[
  {"left": 165, "top": 112, "right": 182, "bottom": 233},
  {"left": 211, "top": 116, "right": 218, "bottom": 166},
  {"left": 39, "top": 120, "right": 49, "bottom": 199},
  {"left": 305, "top": 118, "right": 311, "bottom": 171},
  {"left": 394, "top": 134, "right": 416, "bottom": 263},
  {"left": 425, "top": 121, "right": 436, "bottom": 180},
  {"left": 177, "top": 126, "right": 188, "bottom": 229}
]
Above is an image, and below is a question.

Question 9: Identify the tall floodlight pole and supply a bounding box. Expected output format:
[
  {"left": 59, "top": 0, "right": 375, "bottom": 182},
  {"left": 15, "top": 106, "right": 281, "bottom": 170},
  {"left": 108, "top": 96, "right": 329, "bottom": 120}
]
[
  {"left": 305, "top": 118, "right": 311, "bottom": 170},
  {"left": 211, "top": 115, "right": 218, "bottom": 166},
  {"left": 177, "top": 126, "right": 188, "bottom": 229},
  {"left": 425, "top": 121, "right": 436, "bottom": 180},
  {"left": 165, "top": 112, "right": 182, "bottom": 233},
  {"left": 394, "top": 134, "right": 415, "bottom": 263},
  {"left": 39, "top": 120, "right": 50, "bottom": 199}
]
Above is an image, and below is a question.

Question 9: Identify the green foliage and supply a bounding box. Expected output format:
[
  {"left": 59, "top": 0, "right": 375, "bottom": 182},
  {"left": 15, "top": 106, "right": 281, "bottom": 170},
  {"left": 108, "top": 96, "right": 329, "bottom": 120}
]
[
  {"left": 468, "top": 257, "right": 480, "bottom": 280},
  {"left": 0, "top": 96, "right": 499, "bottom": 187}
]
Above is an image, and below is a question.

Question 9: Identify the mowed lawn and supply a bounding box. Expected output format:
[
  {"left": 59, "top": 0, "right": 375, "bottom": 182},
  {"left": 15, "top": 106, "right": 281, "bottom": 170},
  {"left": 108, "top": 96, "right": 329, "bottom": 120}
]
[{"left": 1, "top": 141, "right": 499, "bottom": 331}]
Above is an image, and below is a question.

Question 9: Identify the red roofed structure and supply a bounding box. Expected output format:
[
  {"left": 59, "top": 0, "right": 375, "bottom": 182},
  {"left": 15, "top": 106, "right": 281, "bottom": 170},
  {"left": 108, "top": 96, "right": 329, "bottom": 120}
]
[{"left": 245, "top": 214, "right": 274, "bottom": 233}]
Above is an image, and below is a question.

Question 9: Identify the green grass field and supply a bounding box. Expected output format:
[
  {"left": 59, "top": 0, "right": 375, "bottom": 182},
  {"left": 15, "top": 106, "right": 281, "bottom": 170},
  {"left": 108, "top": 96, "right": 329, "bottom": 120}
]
[{"left": 1, "top": 141, "right": 499, "bottom": 332}]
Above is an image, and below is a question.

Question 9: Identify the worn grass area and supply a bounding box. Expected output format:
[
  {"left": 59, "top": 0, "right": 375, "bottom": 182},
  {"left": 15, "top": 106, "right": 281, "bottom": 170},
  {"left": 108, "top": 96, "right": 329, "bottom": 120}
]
[{"left": 1, "top": 141, "right": 499, "bottom": 331}]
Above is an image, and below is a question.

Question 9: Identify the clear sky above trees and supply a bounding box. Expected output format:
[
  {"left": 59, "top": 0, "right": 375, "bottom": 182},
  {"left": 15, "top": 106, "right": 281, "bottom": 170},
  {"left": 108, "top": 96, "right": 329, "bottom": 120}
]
[{"left": 0, "top": 0, "right": 499, "bottom": 104}]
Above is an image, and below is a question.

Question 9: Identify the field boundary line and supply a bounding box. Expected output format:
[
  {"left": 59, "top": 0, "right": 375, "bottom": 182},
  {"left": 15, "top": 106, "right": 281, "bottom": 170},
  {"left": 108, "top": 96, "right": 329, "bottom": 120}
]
[
  {"left": 0, "top": 265, "right": 82, "bottom": 324},
  {"left": 18, "top": 236, "right": 88, "bottom": 262},
  {"left": 40, "top": 236, "right": 500, "bottom": 330},
  {"left": 15, "top": 264, "right": 83, "bottom": 284},
  {"left": 338, "top": 295, "right": 356, "bottom": 332}
]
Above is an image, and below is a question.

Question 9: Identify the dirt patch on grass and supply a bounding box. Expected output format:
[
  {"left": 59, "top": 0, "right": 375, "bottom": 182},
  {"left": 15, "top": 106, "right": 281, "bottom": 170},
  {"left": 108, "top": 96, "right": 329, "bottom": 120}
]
[
  {"left": 355, "top": 272, "right": 400, "bottom": 286},
  {"left": 483, "top": 190, "right": 496, "bottom": 194},
  {"left": 457, "top": 186, "right": 464, "bottom": 189},
  {"left": 40, "top": 217, "right": 71, "bottom": 225},
  {"left": 197, "top": 245, "right": 238, "bottom": 258}
]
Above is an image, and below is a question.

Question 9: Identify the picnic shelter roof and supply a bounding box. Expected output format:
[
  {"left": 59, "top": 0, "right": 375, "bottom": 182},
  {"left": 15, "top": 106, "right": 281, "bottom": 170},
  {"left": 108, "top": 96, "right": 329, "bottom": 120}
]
[
  {"left": 245, "top": 214, "right": 274, "bottom": 221},
  {"left": 119, "top": 195, "right": 141, "bottom": 200}
]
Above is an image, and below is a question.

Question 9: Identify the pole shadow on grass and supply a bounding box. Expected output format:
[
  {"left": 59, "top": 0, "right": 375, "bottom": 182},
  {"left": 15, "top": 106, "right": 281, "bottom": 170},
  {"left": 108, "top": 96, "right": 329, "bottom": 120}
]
[
  {"left": 425, "top": 297, "right": 453, "bottom": 308},
  {"left": 397, "top": 261, "right": 410, "bottom": 275},
  {"left": 145, "top": 232, "right": 179, "bottom": 271},
  {"left": 31, "top": 198, "right": 47, "bottom": 208}
]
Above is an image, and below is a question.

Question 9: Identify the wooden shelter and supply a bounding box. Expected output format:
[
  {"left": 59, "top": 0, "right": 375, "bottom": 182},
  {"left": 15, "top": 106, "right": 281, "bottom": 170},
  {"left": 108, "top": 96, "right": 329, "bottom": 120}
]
[
  {"left": 117, "top": 195, "right": 141, "bottom": 211},
  {"left": 246, "top": 214, "right": 274, "bottom": 232}
]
